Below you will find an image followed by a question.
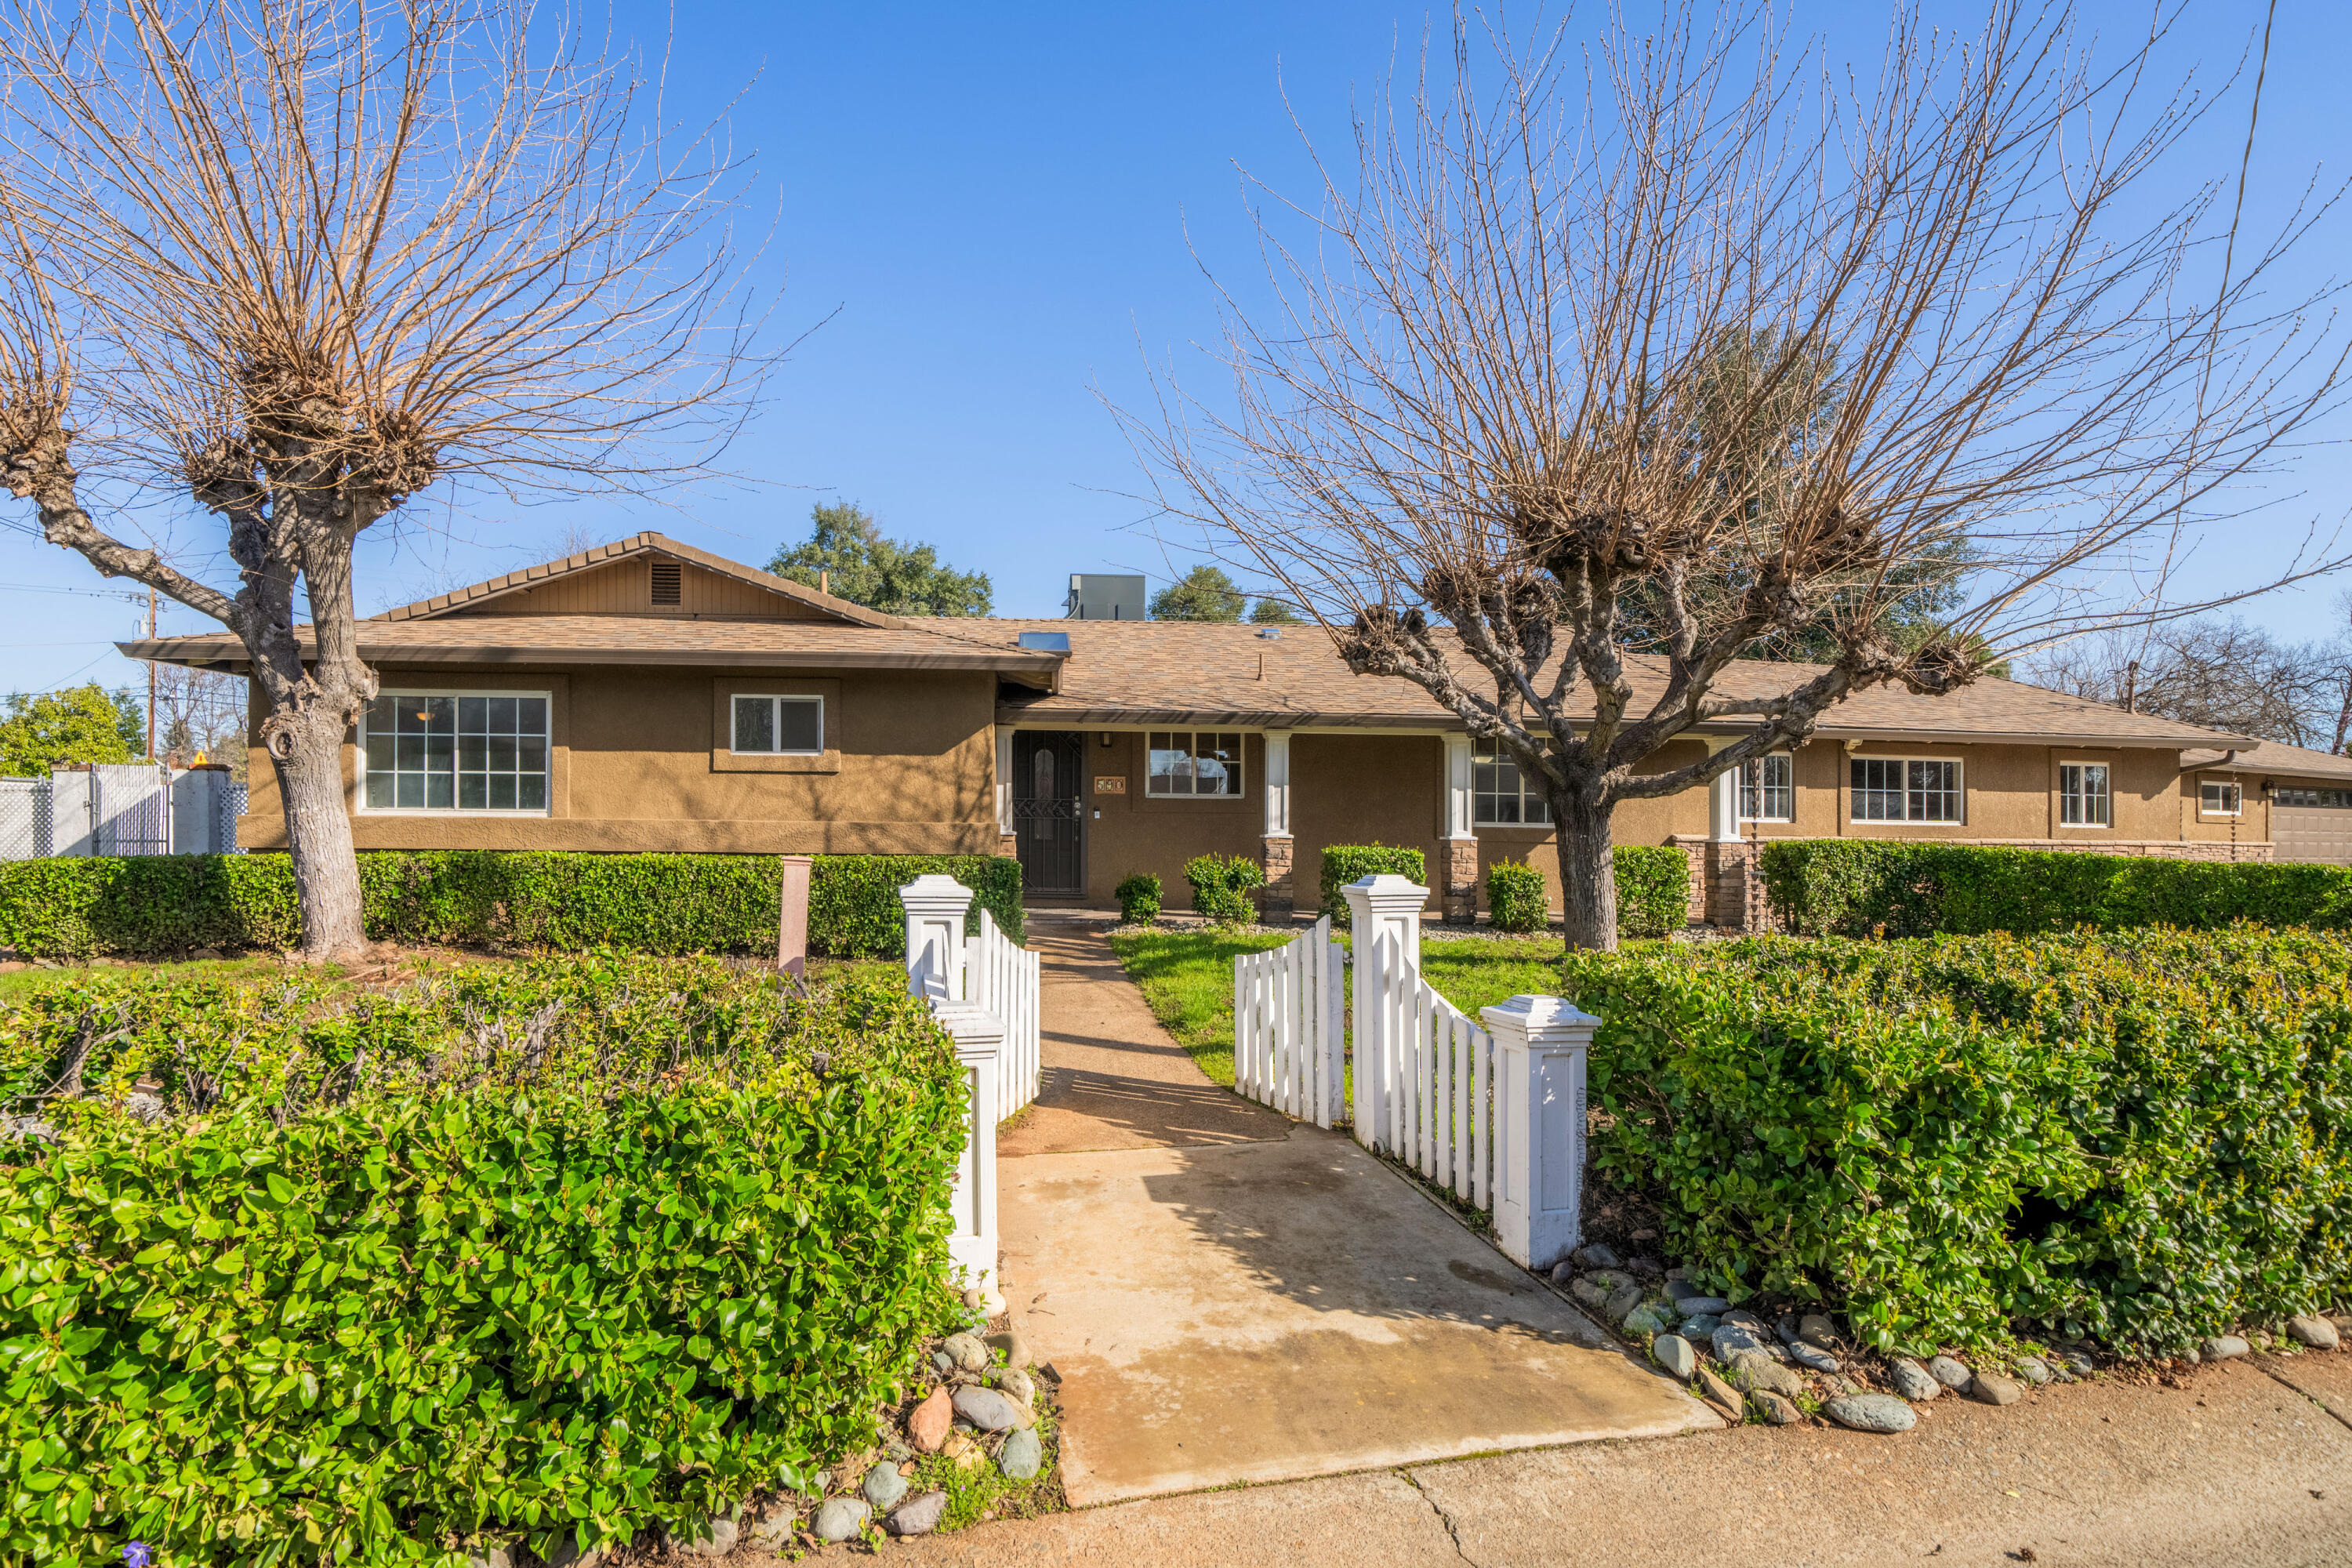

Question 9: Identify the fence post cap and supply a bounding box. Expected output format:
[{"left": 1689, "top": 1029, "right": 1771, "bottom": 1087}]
[
  {"left": 1480, "top": 993, "right": 1601, "bottom": 1036},
  {"left": 1345, "top": 873, "right": 1429, "bottom": 900},
  {"left": 898, "top": 873, "right": 974, "bottom": 909}
]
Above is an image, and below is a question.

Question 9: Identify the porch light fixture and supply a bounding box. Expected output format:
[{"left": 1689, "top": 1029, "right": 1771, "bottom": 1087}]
[{"left": 1100, "top": 732, "right": 1115, "bottom": 746}]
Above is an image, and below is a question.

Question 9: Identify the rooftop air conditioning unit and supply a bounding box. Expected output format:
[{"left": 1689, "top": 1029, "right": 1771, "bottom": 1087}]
[{"left": 1065, "top": 573, "right": 1147, "bottom": 620}]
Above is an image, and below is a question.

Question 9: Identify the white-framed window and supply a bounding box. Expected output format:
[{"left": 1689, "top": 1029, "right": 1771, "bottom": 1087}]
[
  {"left": 363, "top": 691, "right": 549, "bottom": 811},
  {"left": 731, "top": 694, "right": 823, "bottom": 756},
  {"left": 1146, "top": 731, "right": 1244, "bottom": 797},
  {"left": 2059, "top": 762, "right": 2111, "bottom": 827},
  {"left": 1738, "top": 754, "right": 1793, "bottom": 822},
  {"left": 2201, "top": 779, "right": 2243, "bottom": 818},
  {"left": 1474, "top": 739, "right": 1551, "bottom": 826},
  {"left": 1849, "top": 757, "right": 1963, "bottom": 824}
]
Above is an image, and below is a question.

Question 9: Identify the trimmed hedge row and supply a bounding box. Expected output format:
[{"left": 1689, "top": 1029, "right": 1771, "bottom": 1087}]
[
  {"left": 1612, "top": 845, "right": 1690, "bottom": 939},
  {"left": 1183, "top": 854, "right": 1264, "bottom": 924},
  {"left": 1319, "top": 841, "right": 1688, "bottom": 938},
  {"left": 1567, "top": 928, "right": 2352, "bottom": 1356},
  {"left": 1319, "top": 844, "right": 1426, "bottom": 927},
  {"left": 0, "top": 851, "right": 1024, "bottom": 961},
  {"left": 1485, "top": 861, "right": 1548, "bottom": 933},
  {"left": 0, "top": 954, "right": 966, "bottom": 1566}
]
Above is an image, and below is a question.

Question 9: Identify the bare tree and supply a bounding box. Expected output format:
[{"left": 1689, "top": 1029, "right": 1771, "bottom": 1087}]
[
  {"left": 153, "top": 662, "right": 249, "bottom": 775},
  {"left": 0, "top": 0, "right": 764, "bottom": 955},
  {"left": 1125, "top": 2, "right": 2347, "bottom": 949},
  {"left": 2030, "top": 611, "right": 2352, "bottom": 754}
]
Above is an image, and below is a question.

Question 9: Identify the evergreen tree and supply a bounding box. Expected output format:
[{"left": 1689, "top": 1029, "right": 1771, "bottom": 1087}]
[
  {"left": 0, "top": 684, "right": 139, "bottom": 777},
  {"left": 1149, "top": 565, "right": 1247, "bottom": 622},
  {"left": 768, "top": 503, "right": 992, "bottom": 616},
  {"left": 1249, "top": 597, "right": 1302, "bottom": 625}
]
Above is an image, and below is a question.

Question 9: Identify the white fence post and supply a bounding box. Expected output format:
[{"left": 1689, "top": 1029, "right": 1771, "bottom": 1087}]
[
  {"left": 929, "top": 1000, "right": 1004, "bottom": 1289},
  {"left": 1479, "top": 994, "right": 1598, "bottom": 1274},
  {"left": 1341, "top": 874, "right": 1428, "bottom": 1154},
  {"left": 900, "top": 873, "right": 974, "bottom": 1002}
]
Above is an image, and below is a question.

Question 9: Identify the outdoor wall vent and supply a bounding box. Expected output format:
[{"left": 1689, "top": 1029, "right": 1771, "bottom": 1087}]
[
  {"left": 649, "top": 561, "right": 682, "bottom": 605},
  {"left": 1018, "top": 630, "right": 1071, "bottom": 652}
]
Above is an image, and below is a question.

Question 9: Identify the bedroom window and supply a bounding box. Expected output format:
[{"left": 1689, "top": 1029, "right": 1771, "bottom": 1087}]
[
  {"left": 2060, "top": 763, "right": 2111, "bottom": 827},
  {"left": 363, "top": 692, "right": 549, "bottom": 811},
  {"left": 1738, "top": 754, "right": 1793, "bottom": 822},
  {"left": 1849, "top": 757, "right": 1962, "bottom": 824},
  {"left": 1146, "top": 731, "right": 1244, "bottom": 796},
  {"left": 2201, "top": 779, "right": 2243, "bottom": 817},
  {"left": 732, "top": 695, "right": 823, "bottom": 755},
  {"left": 1475, "top": 739, "right": 1552, "bottom": 826}
]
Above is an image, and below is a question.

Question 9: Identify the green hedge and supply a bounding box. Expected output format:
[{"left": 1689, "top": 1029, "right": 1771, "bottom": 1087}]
[
  {"left": 1485, "top": 860, "right": 1548, "bottom": 933},
  {"left": 1612, "top": 845, "right": 1690, "bottom": 939},
  {"left": 1114, "top": 873, "right": 1162, "bottom": 924},
  {"left": 0, "top": 851, "right": 1023, "bottom": 962},
  {"left": 1183, "top": 853, "right": 1264, "bottom": 924},
  {"left": 1567, "top": 928, "right": 2352, "bottom": 1356},
  {"left": 1319, "top": 844, "right": 1427, "bottom": 927},
  {"left": 0, "top": 954, "right": 966, "bottom": 1566},
  {"left": 1760, "top": 838, "right": 2352, "bottom": 938}
]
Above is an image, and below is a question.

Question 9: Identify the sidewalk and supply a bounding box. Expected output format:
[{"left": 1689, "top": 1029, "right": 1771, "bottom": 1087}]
[{"left": 987, "top": 919, "right": 1709, "bottom": 1507}]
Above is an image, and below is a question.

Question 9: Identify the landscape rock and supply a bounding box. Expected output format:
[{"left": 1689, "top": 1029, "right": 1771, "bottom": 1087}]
[
  {"left": 1927, "top": 1355, "right": 1973, "bottom": 1391},
  {"left": 2288, "top": 1315, "right": 2341, "bottom": 1349},
  {"left": 1549, "top": 1259, "right": 1578, "bottom": 1287},
  {"left": 942, "top": 1431, "right": 985, "bottom": 1470},
  {"left": 1798, "top": 1313, "right": 1838, "bottom": 1351},
  {"left": 1888, "top": 1359, "right": 1941, "bottom": 1402},
  {"left": 1722, "top": 1308, "right": 1767, "bottom": 1331},
  {"left": 813, "top": 1497, "right": 868, "bottom": 1544},
  {"left": 931, "top": 1351, "right": 956, "bottom": 1377},
  {"left": 1969, "top": 1371, "right": 2024, "bottom": 1406},
  {"left": 1674, "top": 1294, "right": 1733, "bottom": 1316},
  {"left": 1751, "top": 1390, "right": 1802, "bottom": 1425},
  {"left": 746, "top": 1509, "right": 793, "bottom": 1548},
  {"left": 665, "top": 1519, "right": 739, "bottom": 1559},
  {"left": 468, "top": 1547, "right": 513, "bottom": 1568},
  {"left": 2201, "top": 1335, "right": 2251, "bottom": 1362},
  {"left": 985, "top": 1329, "right": 1033, "bottom": 1370},
  {"left": 887, "top": 1492, "right": 949, "bottom": 1537},
  {"left": 1653, "top": 1334, "right": 1698, "bottom": 1381},
  {"left": 942, "top": 1332, "right": 990, "bottom": 1372},
  {"left": 1789, "top": 1341, "right": 1839, "bottom": 1374},
  {"left": 1679, "top": 1314, "right": 1722, "bottom": 1338},
  {"left": 1776, "top": 1313, "right": 1802, "bottom": 1345},
  {"left": 908, "top": 1387, "right": 954, "bottom": 1452},
  {"left": 1627, "top": 1256, "right": 1664, "bottom": 1279},
  {"left": 1696, "top": 1368, "right": 1745, "bottom": 1424},
  {"left": 863, "top": 1461, "right": 909, "bottom": 1511},
  {"left": 1624, "top": 1301, "right": 1679, "bottom": 1336},
  {"left": 2059, "top": 1349, "right": 2096, "bottom": 1377},
  {"left": 998, "top": 1367, "right": 1036, "bottom": 1406},
  {"left": 2014, "top": 1357, "right": 2052, "bottom": 1386},
  {"left": 1570, "top": 1276, "right": 1611, "bottom": 1312},
  {"left": 1727, "top": 1349, "right": 1805, "bottom": 1399},
  {"left": 999, "top": 1425, "right": 1044, "bottom": 1480},
  {"left": 952, "top": 1385, "right": 1029, "bottom": 1432},
  {"left": 1824, "top": 1392, "right": 1917, "bottom": 1434},
  {"left": 1603, "top": 1283, "right": 1645, "bottom": 1323},
  {"left": 1711, "top": 1323, "right": 1766, "bottom": 1361},
  {"left": 963, "top": 1285, "right": 1007, "bottom": 1314},
  {"left": 1574, "top": 1241, "right": 1623, "bottom": 1270}
]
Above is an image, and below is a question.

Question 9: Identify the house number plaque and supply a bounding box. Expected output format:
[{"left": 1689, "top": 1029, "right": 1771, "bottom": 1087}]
[{"left": 1094, "top": 775, "right": 1127, "bottom": 794}]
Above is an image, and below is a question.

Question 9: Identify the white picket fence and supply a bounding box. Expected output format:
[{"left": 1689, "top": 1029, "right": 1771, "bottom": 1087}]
[
  {"left": 1379, "top": 983, "right": 1499, "bottom": 1210},
  {"left": 967, "top": 907, "right": 1042, "bottom": 1116},
  {"left": 1232, "top": 914, "right": 1345, "bottom": 1127}
]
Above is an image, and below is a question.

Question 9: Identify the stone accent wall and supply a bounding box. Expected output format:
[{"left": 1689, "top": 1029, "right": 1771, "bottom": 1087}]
[
  {"left": 1441, "top": 837, "right": 1480, "bottom": 924},
  {"left": 999, "top": 831, "right": 1019, "bottom": 858},
  {"left": 1261, "top": 834, "right": 1296, "bottom": 921}
]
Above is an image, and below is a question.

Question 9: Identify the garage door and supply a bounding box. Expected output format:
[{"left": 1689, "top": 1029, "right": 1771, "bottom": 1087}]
[{"left": 2273, "top": 789, "right": 2352, "bottom": 864}]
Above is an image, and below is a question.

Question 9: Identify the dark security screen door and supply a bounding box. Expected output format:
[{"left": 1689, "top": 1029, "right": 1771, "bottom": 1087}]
[{"left": 1013, "top": 731, "right": 1086, "bottom": 895}]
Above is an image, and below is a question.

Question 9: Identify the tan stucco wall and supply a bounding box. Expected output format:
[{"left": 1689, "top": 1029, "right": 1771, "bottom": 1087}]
[
  {"left": 1056, "top": 730, "right": 1273, "bottom": 910},
  {"left": 241, "top": 662, "right": 1000, "bottom": 854}
]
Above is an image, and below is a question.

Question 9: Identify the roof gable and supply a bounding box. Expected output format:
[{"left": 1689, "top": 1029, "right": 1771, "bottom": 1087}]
[{"left": 369, "top": 532, "right": 898, "bottom": 629}]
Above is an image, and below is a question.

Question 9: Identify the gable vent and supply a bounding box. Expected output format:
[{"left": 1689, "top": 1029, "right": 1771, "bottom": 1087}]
[{"left": 649, "top": 561, "right": 682, "bottom": 606}]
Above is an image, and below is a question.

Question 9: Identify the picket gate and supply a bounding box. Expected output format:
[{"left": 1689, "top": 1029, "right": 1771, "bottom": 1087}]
[
  {"left": 1232, "top": 915, "right": 1345, "bottom": 1127},
  {"left": 967, "top": 908, "right": 1042, "bottom": 1114}
]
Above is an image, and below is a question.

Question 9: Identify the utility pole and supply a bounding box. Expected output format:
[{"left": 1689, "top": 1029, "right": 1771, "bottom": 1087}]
[{"left": 145, "top": 585, "right": 156, "bottom": 759}]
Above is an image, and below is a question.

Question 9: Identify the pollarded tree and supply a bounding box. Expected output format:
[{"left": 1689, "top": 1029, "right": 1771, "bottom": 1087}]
[
  {"left": 0, "top": 0, "right": 764, "bottom": 955},
  {"left": 1128, "top": 2, "right": 2348, "bottom": 949}
]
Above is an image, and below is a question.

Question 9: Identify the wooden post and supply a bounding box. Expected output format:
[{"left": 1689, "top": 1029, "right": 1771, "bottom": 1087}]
[{"left": 775, "top": 854, "right": 813, "bottom": 978}]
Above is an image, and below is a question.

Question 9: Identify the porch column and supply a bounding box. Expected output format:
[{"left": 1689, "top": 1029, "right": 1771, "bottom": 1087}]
[
  {"left": 1706, "top": 740, "right": 1741, "bottom": 841},
  {"left": 994, "top": 727, "right": 1018, "bottom": 858},
  {"left": 1701, "top": 739, "right": 1755, "bottom": 932},
  {"left": 1441, "top": 731, "right": 1478, "bottom": 924},
  {"left": 1261, "top": 729, "right": 1294, "bottom": 922}
]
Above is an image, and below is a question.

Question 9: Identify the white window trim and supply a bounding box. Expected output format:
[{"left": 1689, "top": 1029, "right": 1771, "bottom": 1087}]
[
  {"left": 730, "top": 693, "right": 826, "bottom": 757},
  {"left": 1847, "top": 754, "right": 1967, "bottom": 826},
  {"left": 1144, "top": 730, "right": 1249, "bottom": 799},
  {"left": 1737, "top": 753, "right": 1795, "bottom": 824},
  {"left": 2200, "top": 777, "right": 2245, "bottom": 818},
  {"left": 2056, "top": 760, "right": 2114, "bottom": 829},
  {"left": 359, "top": 688, "right": 554, "bottom": 816},
  {"left": 1472, "top": 737, "right": 1549, "bottom": 827}
]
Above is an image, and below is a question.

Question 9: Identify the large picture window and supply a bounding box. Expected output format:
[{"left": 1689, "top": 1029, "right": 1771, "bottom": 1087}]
[
  {"left": 1147, "top": 731, "right": 1243, "bottom": 796},
  {"left": 1738, "top": 754, "right": 1793, "bottom": 822},
  {"left": 1475, "top": 739, "right": 1551, "bottom": 826},
  {"left": 2059, "top": 762, "right": 2111, "bottom": 826},
  {"left": 1849, "top": 757, "right": 1962, "bottom": 824},
  {"left": 363, "top": 691, "right": 549, "bottom": 811},
  {"left": 731, "top": 694, "right": 823, "bottom": 755}
]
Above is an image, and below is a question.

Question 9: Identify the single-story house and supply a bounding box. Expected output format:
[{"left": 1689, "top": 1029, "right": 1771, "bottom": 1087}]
[{"left": 125, "top": 532, "right": 2352, "bottom": 927}]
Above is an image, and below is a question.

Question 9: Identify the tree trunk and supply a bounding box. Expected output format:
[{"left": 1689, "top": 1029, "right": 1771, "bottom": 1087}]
[
  {"left": 268, "top": 685, "right": 367, "bottom": 959},
  {"left": 1554, "top": 789, "right": 1618, "bottom": 953}
]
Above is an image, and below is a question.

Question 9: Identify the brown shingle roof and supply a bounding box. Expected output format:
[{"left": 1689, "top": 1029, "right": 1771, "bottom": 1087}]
[
  {"left": 2181, "top": 738, "right": 2352, "bottom": 782},
  {"left": 926, "top": 617, "right": 2255, "bottom": 748}
]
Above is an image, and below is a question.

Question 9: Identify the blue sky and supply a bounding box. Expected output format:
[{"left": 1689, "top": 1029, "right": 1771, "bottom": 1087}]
[{"left": 5, "top": 0, "right": 2350, "bottom": 697}]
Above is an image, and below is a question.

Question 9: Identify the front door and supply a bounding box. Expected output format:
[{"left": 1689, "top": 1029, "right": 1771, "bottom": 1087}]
[{"left": 1013, "top": 730, "right": 1087, "bottom": 895}]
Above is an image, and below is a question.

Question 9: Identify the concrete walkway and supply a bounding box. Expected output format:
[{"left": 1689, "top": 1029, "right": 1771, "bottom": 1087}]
[{"left": 991, "top": 919, "right": 1710, "bottom": 1508}]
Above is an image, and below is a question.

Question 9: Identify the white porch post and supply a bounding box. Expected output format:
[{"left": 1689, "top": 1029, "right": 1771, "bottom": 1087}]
[
  {"left": 1261, "top": 729, "right": 1294, "bottom": 918},
  {"left": 900, "top": 873, "right": 974, "bottom": 1002},
  {"left": 1707, "top": 740, "right": 1741, "bottom": 842},
  {"left": 1481, "top": 994, "right": 1598, "bottom": 1272},
  {"left": 994, "top": 727, "right": 1017, "bottom": 852},
  {"left": 1441, "top": 731, "right": 1478, "bottom": 923},
  {"left": 931, "top": 999, "right": 1004, "bottom": 1288},
  {"left": 1342, "top": 873, "right": 1428, "bottom": 1153}
]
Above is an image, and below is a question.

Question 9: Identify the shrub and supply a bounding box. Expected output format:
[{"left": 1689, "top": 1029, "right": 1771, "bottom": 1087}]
[
  {"left": 1114, "top": 872, "right": 1163, "bottom": 924},
  {"left": 1759, "top": 838, "right": 2352, "bottom": 938},
  {"left": 1613, "top": 844, "right": 1690, "bottom": 939},
  {"left": 1564, "top": 927, "right": 2352, "bottom": 1357},
  {"left": 0, "top": 850, "right": 1023, "bottom": 962},
  {"left": 1319, "top": 844, "right": 1428, "bottom": 927},
  {"left": 0, "top": 955, "right": 966, "bottom": 1567},
  {"left": 1485, "top": 860, "right": 1548, "bottom": 932},
  {"left": 1183, "top": 853, "right": 1265, "bottom": 924}
]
